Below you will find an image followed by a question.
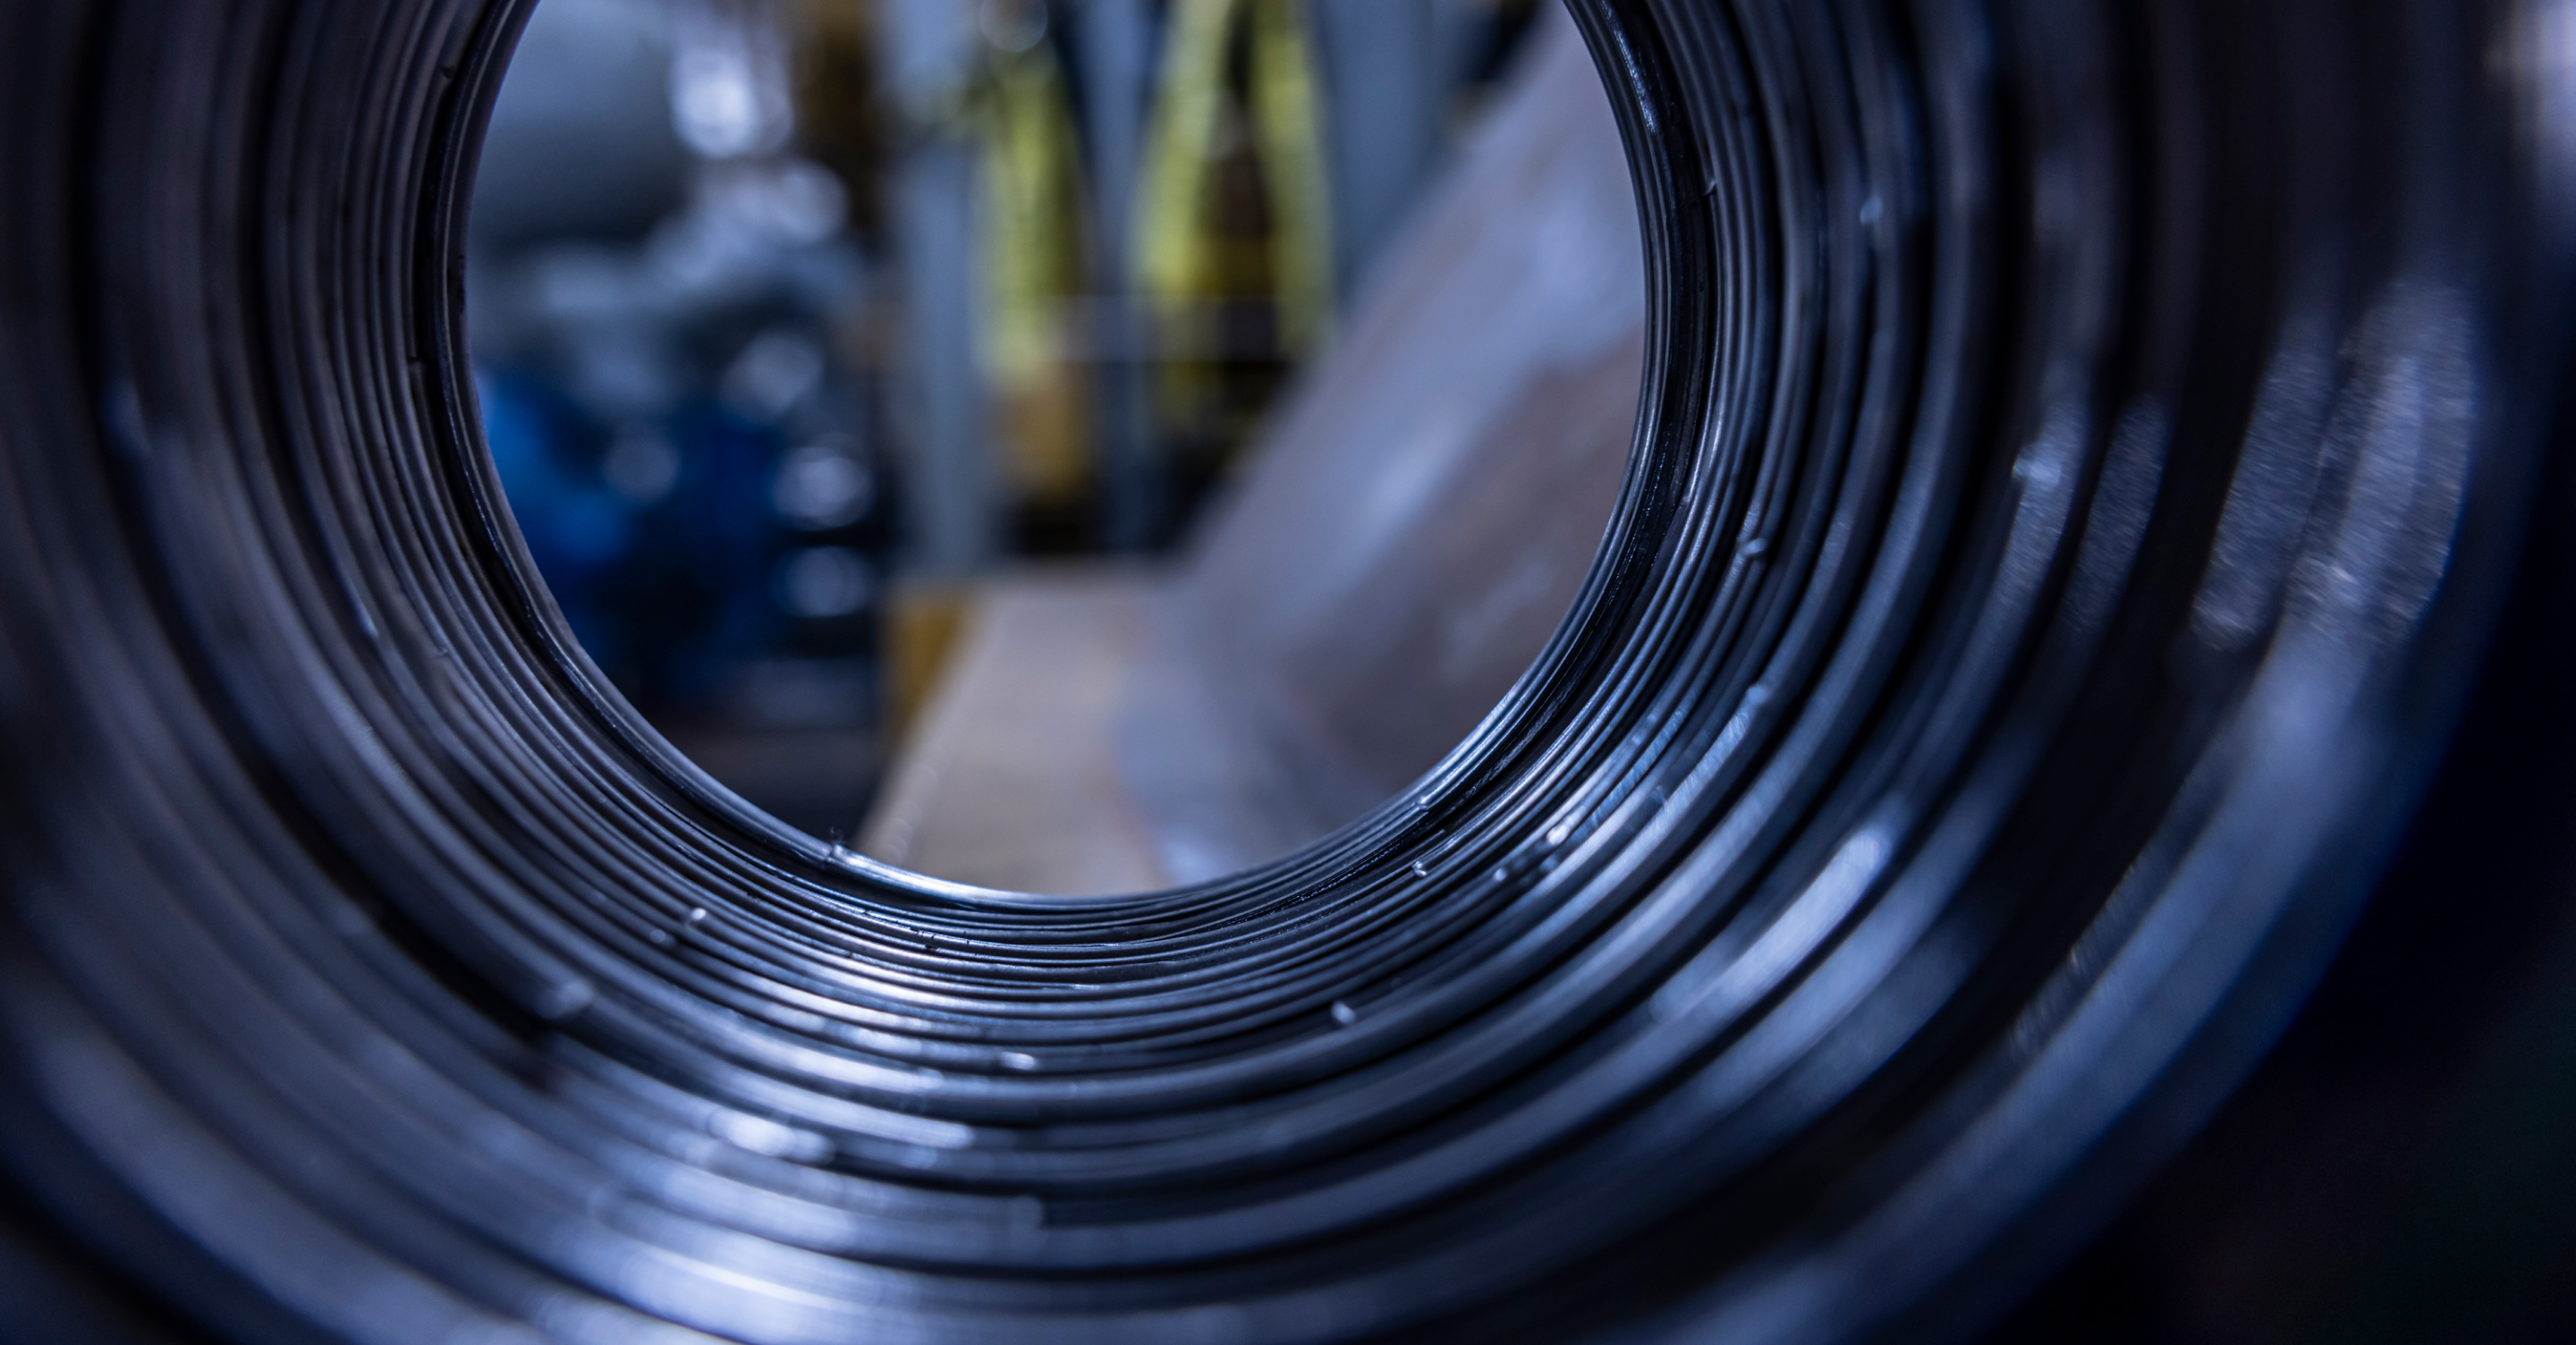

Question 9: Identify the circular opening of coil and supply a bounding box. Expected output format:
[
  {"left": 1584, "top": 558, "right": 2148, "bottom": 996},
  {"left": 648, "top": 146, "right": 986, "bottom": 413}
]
[{"left": 462, "top": 0, "right": 1632, "bottom": 894}]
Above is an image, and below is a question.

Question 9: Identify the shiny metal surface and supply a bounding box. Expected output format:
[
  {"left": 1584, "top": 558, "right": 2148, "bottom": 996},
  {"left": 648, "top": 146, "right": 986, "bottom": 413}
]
[{"left": 0, "top": 0, "right": 2569, "bottom": 1341}]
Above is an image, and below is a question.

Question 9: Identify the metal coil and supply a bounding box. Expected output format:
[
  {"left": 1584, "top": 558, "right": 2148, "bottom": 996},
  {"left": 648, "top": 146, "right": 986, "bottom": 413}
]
[{"left": 0, "top": 0, "right": 2569, "bottom": 1341}]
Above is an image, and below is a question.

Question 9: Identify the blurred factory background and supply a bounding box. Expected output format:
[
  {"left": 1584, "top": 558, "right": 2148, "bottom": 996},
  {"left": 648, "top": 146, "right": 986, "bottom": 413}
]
[{"left": 468, "top": 0, "right": 1640, "bottom": 888}]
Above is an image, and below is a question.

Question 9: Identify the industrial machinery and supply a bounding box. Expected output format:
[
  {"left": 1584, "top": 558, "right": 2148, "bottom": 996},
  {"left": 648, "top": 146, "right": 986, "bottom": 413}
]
[{"left": 0, "top": 1, "right": 2570, "bottom": 1341}]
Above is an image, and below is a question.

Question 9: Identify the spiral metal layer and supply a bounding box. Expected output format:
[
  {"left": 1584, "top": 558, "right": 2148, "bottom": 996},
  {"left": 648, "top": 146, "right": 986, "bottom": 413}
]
[{"left": 0, "top": 0, "right": 2568, "bottom": 1341}]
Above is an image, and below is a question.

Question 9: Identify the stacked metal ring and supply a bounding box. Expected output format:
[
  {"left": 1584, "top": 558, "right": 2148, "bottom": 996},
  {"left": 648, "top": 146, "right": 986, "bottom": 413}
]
[{"left": 0, "top": 0, "right": 2569, "bottom": 1341}]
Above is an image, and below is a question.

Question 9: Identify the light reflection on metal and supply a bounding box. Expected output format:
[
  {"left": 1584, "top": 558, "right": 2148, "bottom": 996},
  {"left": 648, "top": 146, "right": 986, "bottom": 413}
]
[{"left": 0, "top": 0, "right": 2570, "bottom": 1342}]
